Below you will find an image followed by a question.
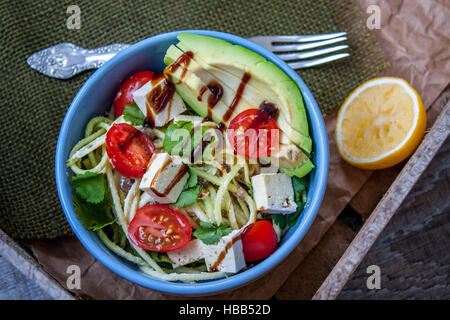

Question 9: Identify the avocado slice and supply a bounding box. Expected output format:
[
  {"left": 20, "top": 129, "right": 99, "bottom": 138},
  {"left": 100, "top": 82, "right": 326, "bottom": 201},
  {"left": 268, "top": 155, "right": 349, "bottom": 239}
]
[
  {"left": 281, "top": 159, "right": 315, "bottom": 178},
  {"left": 165, "top": 43, "right": 312, "bottom": 154},
  {"left": 163, "top": 33, "right": 314, "bottom": 177},
  {"left": 164, "top": 45, "right": 243, "bottom": 123},
  {"left": 175, "top": 33, "right": 311, "bottom": 153},
  {"left": 165, "top": 45, "right": 275, "bottom": 127}
]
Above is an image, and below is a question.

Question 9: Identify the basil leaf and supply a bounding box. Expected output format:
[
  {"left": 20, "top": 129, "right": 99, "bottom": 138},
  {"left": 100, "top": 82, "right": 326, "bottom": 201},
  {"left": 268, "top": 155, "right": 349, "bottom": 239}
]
[
  {"left": 173, "top": 185, "right": 200, "bottom": 208},
  {"left": 149, "top": 251, "right": 174, "bottom": 269},
  {"left": 123, "top": 103, "right": 145, "bottom": 125},
  {"left": 71, "top": 172, "right": 105, "bottom": 204},
  {"left": 72, "top": 194, "right": 116, "bottom": 231},
  {"left": 271, "top": 214, "right": 287, "bottom": 229},
  {"left": 163, "top": 121, "right": 192, "bottom": 155},
  {"left": 193, "top": 222, "right": 232, "bottom": 245},
  {"left": 184, "top": 167, "right": 198, "bottom": 190}
]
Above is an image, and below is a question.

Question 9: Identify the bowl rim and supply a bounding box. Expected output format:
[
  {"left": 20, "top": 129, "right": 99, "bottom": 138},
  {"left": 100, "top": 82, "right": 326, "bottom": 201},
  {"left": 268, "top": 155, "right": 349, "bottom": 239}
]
[{"left": 55, "top": 29, "right": 329, "bottom": 296}]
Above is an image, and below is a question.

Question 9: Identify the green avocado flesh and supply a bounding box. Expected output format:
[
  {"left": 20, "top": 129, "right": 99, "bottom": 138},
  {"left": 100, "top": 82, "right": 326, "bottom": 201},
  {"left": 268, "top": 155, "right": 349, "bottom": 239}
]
[
  {"left": 281, "top": 158, "right": 314, "bottom": 178},
  {"left": 163, "top": 33, "right": 314, "bottom": 177}
]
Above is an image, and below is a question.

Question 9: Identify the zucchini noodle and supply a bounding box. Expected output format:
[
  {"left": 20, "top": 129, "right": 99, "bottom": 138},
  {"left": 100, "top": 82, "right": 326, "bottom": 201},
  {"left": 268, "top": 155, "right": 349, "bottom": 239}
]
[
  {"left": 191, "top": 167, "right": 237, "bottom": 193},
  {"left": 67, "top": 117, "right": 112, "bottom": 174},
  {"left": 243, "top": 193, "right": 257, "bottom": 226},
  {"left": 139, "top": 266, "right": 226, "bottom": 283},
  {"left": 138, "top": 191, "right": 155, "bottom": 208},
  {"left": 70, "top": 145, "right": 109, "bottom": 175},
  {"left": 97, "top": 229, "right": 146, "bottom": 266},
  {"left": 68, "top": 133, "right": 106, "bottom": 165},
  {"left": 227, "top": 195, "right": 239, "bottom": 230},
  {"left": 105, "top": 164, "right": 164, "bottom": 273},
  {"left": 186, "top": 203, "right": 210, "bottom": 223},
  {"left": 213, "top": 164, "right": 241, "bottom": 224},
  {"left": 190, "top": 164, "right": 256, "bottom": 227},
  {"left": 153, "top": 128, "right": 166, "bottom": 140},
  {"left": 177, "top": 208, "right": 200, "bottom": 230},
  {"left": 85, "top": 116, "right": 112, "bottom": 136},
  {"left": 123, "top": 178, "right": 141, "bottom": 223},
  {"left": 128, "top": 192, "right": 140, "bottom": 224},
  {"left": 66, "top": 108, "right": 282, "bottom": 283},
  {"left": 200, "top": 198, "right": 215, "bottom": 223}
]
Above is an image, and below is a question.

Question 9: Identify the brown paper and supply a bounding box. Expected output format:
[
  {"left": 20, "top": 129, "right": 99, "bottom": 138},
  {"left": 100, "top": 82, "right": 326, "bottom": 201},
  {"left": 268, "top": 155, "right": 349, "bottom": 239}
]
[
  {"left": 31, "top": 0, "right": 450, "bottom": 299},
  {"left": 364, "top": 0, "right": 450, "bottom": 107}
]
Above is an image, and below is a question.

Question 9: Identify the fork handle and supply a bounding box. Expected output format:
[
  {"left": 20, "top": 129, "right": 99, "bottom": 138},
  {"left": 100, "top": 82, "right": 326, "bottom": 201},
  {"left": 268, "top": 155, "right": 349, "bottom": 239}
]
[{"left": 27, "top": 43, "right": 130, "bottom": 79}]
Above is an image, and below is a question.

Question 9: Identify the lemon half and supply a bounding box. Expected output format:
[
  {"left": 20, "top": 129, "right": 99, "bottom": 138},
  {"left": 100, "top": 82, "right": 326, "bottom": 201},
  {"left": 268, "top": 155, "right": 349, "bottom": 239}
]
[{"left": 335, "top": 77, "right": 426, "bottom": 170}]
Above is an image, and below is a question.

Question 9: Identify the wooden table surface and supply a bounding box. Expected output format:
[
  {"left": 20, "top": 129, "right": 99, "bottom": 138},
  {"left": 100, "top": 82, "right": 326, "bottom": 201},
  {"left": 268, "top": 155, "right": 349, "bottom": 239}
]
[
  {"left": 272, "top": 136, "right": 449, "bottom": 300},
  {"left": 338, "top": 137, "right": 449, "bottom": 299}
]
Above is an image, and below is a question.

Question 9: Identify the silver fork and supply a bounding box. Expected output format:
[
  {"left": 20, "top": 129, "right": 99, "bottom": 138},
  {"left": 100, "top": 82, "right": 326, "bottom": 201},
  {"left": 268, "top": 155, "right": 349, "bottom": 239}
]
[
  {"left": 27, "top": 32, "right": 349, "bottom": 79},
  {"left": 248, "top": 32, "right": 349, "bottom": 69}
]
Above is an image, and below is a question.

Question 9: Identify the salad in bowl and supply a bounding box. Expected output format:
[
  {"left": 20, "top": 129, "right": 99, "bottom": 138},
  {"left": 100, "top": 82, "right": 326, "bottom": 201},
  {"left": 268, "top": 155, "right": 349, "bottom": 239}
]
[{"left": 62, "top": 31, "right": 323, "bottom": 288}]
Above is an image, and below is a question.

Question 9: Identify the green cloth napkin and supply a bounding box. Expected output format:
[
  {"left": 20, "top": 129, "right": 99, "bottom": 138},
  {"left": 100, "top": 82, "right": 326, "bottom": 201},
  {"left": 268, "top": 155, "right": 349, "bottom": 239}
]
[{"left": 0, "top": 0, "right": 389, "bottom": 239}]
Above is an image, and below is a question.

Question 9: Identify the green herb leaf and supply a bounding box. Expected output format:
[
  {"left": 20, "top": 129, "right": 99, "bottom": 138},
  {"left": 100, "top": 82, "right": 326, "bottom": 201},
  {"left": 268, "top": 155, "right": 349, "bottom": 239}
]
[
  {"left": 286, "top": 207, "right": 302, "bottom": 227},
  {"left": 271, "top": 214, "right": 286, "bottom": 229},
  {"left": 123, "top": 103, "right": 145, "bottom": 125},
  {"left": 172, "top": 167, "right": 199, "bottom": 208},
  {"left": 71, "top": 172, "right": 105, "bottom": 203},
  {"left": 173, "top": 185, "right": 200, "bottom": 208},
  {"left": 150, "top": 251, "right": 174, "bottom": 264},
  {"left": 163, "top": 121, "right": 213, "bottom": 157},
  {"left": 72, "top": 194, "right": 116, "bottom": 231},
  {"left": 193, "top": 222, "right": 232, "bottom": 245},
  {"left": 149, "top": 251, "right": 174, "bottom": 269},
  {"left": 292, "top": 176, "right": 308, "bottom": 204},
  {"left": 163, "top": 121, "right": 192, "bottom": 155},
  {"left": 185, "top": 167, "right": 198, "bottom": 190}
]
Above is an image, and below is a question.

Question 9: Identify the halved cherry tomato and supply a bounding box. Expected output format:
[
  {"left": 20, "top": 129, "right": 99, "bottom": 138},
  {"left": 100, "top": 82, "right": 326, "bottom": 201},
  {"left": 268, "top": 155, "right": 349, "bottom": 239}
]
[
  {"left": 113, "top": 70, "right": 154, "bottom": 117},
  {"left": 105, "top": 123, "right": 155, "bottom": 178},
  {"left": 241, "top": 220, "right": 278, "bottom": 262},
  {"left": 128, "top": 204, "right": 191, "bottom": 252},
  {"left": 227, "top": 107, "right": 279, "bottom": 159}
]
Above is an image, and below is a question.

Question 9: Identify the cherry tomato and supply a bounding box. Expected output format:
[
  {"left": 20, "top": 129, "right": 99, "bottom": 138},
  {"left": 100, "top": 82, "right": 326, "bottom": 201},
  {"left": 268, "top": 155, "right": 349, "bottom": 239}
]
[
  {"left": 227, "top": 108, "right": 279, "bottom": 159},
  {"left": 241, "top": 220, "right": 278, "bottom": 262},
  {"left": 128, "top": 204, "right": 192, "bottom": 252},
  {"left": 113, "top": 70, "right": 154, "bottom": 117},
  {"left": 105, "top": 123, "right": 156, "bottom": 178}
]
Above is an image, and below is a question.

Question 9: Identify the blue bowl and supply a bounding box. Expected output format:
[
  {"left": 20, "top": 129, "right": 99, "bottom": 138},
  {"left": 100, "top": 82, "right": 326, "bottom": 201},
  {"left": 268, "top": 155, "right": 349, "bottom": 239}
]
[{"left": 55, "top": 30, "right": 329, "bottom": 296}]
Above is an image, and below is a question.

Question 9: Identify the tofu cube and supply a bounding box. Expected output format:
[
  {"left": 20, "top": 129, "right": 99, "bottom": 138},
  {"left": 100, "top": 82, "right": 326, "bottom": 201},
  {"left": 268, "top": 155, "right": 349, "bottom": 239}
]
[
  {"left": 204, "top": 230, "right": 246, "bottom": 273},
  {"left": 139, "top": 153, "right": 189, "bottom": 204},
  {"left": 167, "top": 239, "right": 205, "bottom": 268},
  {"left": 132, "top": 77, "right": 186, "bottom": 127},
  {"left": 251, "top": 173, "right": 297, "bottom": 214}
]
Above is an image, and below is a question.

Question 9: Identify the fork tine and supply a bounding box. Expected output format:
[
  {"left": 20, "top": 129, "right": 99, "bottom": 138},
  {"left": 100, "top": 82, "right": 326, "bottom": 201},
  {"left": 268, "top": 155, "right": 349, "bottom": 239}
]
[
  {"left": 288, "top": 53, "right": 350, "bottom": 69},
  {"left": 270, "top": 32, "right": 347, "bottom": 43},
  {"left": 272, "top": 36, "right": 347, "bottom": 52},
  {"left": 278, "top": 45, "right": 349, "bottom": 61}
]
